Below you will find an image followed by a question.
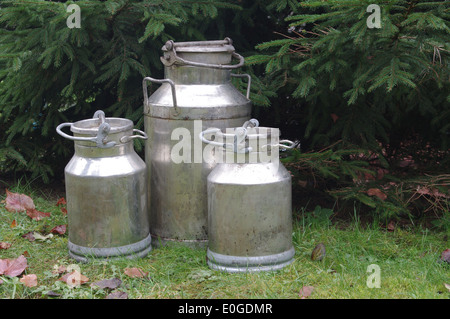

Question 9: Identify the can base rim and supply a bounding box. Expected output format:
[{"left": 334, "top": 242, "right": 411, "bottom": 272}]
[
  {"left": 206, "top": 247, "right": 295, "bottom": 273},
  {"left": 68, "top": 234, "right": 152, "bottom": 263}
]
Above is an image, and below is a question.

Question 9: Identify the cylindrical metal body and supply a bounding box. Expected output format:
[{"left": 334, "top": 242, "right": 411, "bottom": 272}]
[
  {"left": 57, "top": 111, "right": 151, "bottom": 262},
  {"left": 143, "top": 39, "right": 252, "bottom": 246},
  {"left": 204, "top": 126, "right": 294, "bottom": 272}
]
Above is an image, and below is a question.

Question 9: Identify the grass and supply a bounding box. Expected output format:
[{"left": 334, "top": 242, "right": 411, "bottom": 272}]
[{"left": 0, "top": 182, "right": 449, "bottom": 299}]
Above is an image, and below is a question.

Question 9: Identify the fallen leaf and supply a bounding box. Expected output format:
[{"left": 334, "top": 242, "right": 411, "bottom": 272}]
[
  {"left": 90, "top": 278, "right": 122, "bottom": 290},
  {"left": 21, "top": 232, "right": 35, "bottom": 242},
  {"left": 106, "top": 291, "right": 128, "bottom": 299},
  {"left": 22, "top": 251, "right": 30, "bottom": 257},
  {"left": 124, "top": 267, "right": 148, "bottom": 278},
  {"left": 0, "top": 242, "right": 11, "bottom": 250},
  {"left": 311, "top": 243, "right": 326, "bottom": 261},
  {"left": 60, "top": 207, "right": 67, "bottom": 215},
  {"left": 50, "top": 225, "right": 67, "bottom": 235},
  {"left": 367, "top": 188, "right": 387, "bottom": 201},
  {"left": 56, "top": 197, "right": 66, "bottom": 206},
  {"left": 10, "top": 220, "right": 17, "bottom": 228},
  {"left": 441, "top": 249, "right": 450, "bottom": 263},
  {"left": 52, "top": 265, "right": 67, "bottom": 275},
  {"left": 59, "top": 270, "right": 89, "bottom": 287},
  {"left": 5, "top": 190, "right": 35, "bottom": 212},
  {"left": 299, "top": 286, "right": 314, "bottom": 299},
  {"left": 20, "top": 274, "right": 38, "bottom": 287},
  {"left": 187, "top": 269, "right": 216, "bottom": 282},
  {"left": 26, "top": 208, "right": 51, "bottom": 221},
  {"left": 33, "top": 232, "right": 53, "bottom": 241},
  {"left": 0, "top": 255, "right": 28, "bottom": 277},
  {"left": 387, "top": 220, "right": 395, "bottom": 232}
]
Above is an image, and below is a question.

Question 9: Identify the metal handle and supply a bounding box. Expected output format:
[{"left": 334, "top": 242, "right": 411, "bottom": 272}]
[
  {"left": 261, "top": 139, "right": 296, "bottom": 151},
  {"left": 56, "top": 110, "right": 116, "bottom": 148},
  {"left": 161, "top": 38, "right": 245, "bottom": 70},
  {"left": 199, "top": 127, "right": 251, "bottom": 154},
  {"left": 56, "top": 122, "right": 116, "bottom": 149},
  {"left": 278, "top": 140, "right": 296, "bottom": 149},
  {"left": 143, "top": 76, "right": 178, "bottom": 115},
  {"left": 120, "top": 129, "right": 148, "bottom": 143},
  {"left": 231, "top": 73, "right": 251, "bottom": 99}
]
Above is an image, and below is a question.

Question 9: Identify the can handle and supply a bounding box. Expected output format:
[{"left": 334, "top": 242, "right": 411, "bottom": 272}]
[
  {"left": 120, "top": 129, "right": 148, "bottom": 143},
  {"left": 56, "top": 111, "right": 116, "bottom": 148},
  {"left": 278, "top": 140, "right": 296, "bottom": 149},
  {"left": 261, "top": 139, "right": 296, "bottom": 151},
  {"left": 56, "top": 122, "right": 116, "bottom": 148},
  {"left": 161, "top": 38, "right": 245, "bottom": 69},
  {"left": 143, "top": 76, "right": 178, "bottom": 115},
  {"left": 231, "top": 73, "right": 251, "bottom": 99},
  {"left": 199, "top": 127, "right": 251, "bottom": 154}
]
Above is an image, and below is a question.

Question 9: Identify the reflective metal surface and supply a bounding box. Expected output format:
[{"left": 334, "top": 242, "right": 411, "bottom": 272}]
[
  {"left": 205, "top": 126, "right": 295, "bottom": 272},
  {"left": 57, "top": 111, "right": 151, "bottom": 262},
  {"left": 144, "top": 38, "right": 252, "bottom": 246}
]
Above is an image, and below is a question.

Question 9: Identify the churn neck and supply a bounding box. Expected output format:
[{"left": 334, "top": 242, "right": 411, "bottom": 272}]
[{"left": 160, "top": 38, "right": 244, "bottom": 85}]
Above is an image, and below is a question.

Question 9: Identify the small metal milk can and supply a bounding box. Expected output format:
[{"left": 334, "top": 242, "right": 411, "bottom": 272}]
[
  {"left": 56, "top": 111, "right": 151, "bottom": 262},
  {"left": 200, "top": 121, "right": 295, "bottom": 272},
  {"left": 143, "top": 38, "right": 252, "bottom": 246}
]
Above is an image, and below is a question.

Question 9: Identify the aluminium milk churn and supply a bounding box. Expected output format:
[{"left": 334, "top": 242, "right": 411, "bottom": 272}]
[
  {"left": 143, "top": 38, "right": 252, "bottom": 246},
  {"left": 200, "top": 122, "right": 295, "bottom": 272},
  {"left": 56, "top": 110, "right": 151, "bottom": 262}
]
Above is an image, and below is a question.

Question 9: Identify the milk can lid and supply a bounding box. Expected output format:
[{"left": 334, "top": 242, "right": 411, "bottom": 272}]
[
  {"left": 70, "top": 111, "right": 133, "bottom": 135},
  {"left": 161, "top": 38, "right": 235, "bottom": 53}
]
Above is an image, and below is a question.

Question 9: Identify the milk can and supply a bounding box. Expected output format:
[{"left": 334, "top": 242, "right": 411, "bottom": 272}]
[
  {"left": 200, "top": 122, "right": 295, "bottom": 272},
  {"left": 56, "top": 111, "right": 151, "bottom": 262},
  {"left": 143, "top": 38, "right": 252, "bottom": 246}
]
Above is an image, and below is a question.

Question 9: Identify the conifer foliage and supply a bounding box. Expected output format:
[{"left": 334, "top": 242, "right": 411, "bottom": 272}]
[
  {"left": 0, "top": 0, "right": 238, "bottom": 181},
  {"left": 247, "top": 0, "right": 450, "bottom": 151}
]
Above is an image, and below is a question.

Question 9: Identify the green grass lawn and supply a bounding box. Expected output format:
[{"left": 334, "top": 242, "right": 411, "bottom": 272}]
[{"left": 0, "top": 185, "right": 449, "bottom": 299}]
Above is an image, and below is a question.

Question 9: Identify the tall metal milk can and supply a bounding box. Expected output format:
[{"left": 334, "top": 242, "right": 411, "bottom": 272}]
[
  {"left": 200, "top": 123, "right": 295, "bottom": 272},
  {"left": 143, "top": 38, "right": 252, "bottom": 246},
  {"left": 56, "top": 111, "right": 151, "bottom": 262}
]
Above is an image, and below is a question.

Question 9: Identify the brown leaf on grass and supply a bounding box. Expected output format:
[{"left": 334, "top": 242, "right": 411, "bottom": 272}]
[
  {"left": 5, "top": 189, "right": 35, "bottom": 212},
  {"left": 311, "top": 243, "right": 326, "bottom": 261},
  {"left": 56, "top": 197, "right": 66, "bottom": 206},
  {"left": 106, "top": 291, "right": 128, "bottom": 299},
  {"left": 50, "top": 225, "right": 67, "bottom": 235},
  {"left": 26, "top": 208, "right": 51, "bottom": 221},
  {"left": 58, "top": 270, "right": 89, "bottom": 287},
  {"left": 56, "top": 198, "right": 68, "bottom": 215},
  {"left": 52, "top": 265, "right": 67, "bottom": 275},
  {"left": 124, "top": 267, "right": 148, "bottom": 278},
  {"left": 0, "top": 242, "right": 11, "bottom": 250},
  {"left": 22, "top": 232, "right": 35, "bottom": 242},
  {"left": 20, "top": 274, "right": 38, "bottom": 287},
  {"left": 90, "top": 278, "right": 122, "bottom": 290},
  {"left": 367, "top": 188, "right": 387, "bottom": 201},
  {"left": 441, "top": 249, "right": 450, "bottom": 263},
  {"left": 299, "top": 286, "right": 314, "bottom": 299},
  {"left": 10, "top": 220, "right": 17, "bottom": 228},
  {"left": 387, "top": 220, "right": 396, "bottom": 232},
  {"left": 0, "top": 255, "right": 28, "bottom": 277}
]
